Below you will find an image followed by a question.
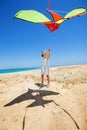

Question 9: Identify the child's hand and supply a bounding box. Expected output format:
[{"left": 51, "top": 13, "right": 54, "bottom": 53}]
[{"left": 48, "top": 48, "right": 51, "bottom": 51}]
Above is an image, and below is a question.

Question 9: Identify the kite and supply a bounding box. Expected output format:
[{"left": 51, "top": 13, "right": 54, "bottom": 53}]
[{"left": 15, "top": 8, "right": 87, "bottom": 32}]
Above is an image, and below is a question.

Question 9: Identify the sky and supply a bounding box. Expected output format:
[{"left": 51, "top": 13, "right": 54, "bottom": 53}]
[{"left": 0, "top": 0, "right": 87, "bottom": 69}]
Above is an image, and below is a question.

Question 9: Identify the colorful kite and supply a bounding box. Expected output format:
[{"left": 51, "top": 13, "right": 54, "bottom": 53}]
[{"left": 15, "top": 8, "right": 87, "bottom": 32}]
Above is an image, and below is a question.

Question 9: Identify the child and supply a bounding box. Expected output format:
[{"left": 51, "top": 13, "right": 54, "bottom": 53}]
[{"left": 41, "top": 48, "right": 51, "bottom": 87}]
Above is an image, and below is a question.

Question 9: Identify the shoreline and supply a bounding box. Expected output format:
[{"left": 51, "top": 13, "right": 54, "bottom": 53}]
[
  {"left": 0, "top": 67, "right": 40, "bottom": 75},
  {"left": 0, "top": 64, "right": 87, "bottom": 75}
]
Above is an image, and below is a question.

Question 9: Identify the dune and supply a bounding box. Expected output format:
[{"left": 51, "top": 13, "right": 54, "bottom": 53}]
[{"left": 0, "top": 64, "right": 87, "bottom": 130}]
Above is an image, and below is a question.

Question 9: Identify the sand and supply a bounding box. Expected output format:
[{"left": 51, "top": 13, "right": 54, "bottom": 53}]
[{"left": 0, "top": 64, "right": 87, "bottom": 130}]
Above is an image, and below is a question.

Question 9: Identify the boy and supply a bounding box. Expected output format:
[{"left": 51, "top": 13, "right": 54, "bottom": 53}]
[{"left": 41, "top": 48, "right": 51, "bottom": 87}]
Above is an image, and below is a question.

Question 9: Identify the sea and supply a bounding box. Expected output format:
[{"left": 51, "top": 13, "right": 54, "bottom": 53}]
[{"left": 0, "top": 67, "right": 40, "bottom": 74}]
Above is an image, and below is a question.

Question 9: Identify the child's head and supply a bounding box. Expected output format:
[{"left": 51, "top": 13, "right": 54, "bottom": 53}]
[{"left": 41, "top": 50, "right": 47, "bottom": 58}]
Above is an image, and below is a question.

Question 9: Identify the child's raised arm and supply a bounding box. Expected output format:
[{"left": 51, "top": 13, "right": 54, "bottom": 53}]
[{"left": 47, "top": 48, "right": 51, "bottom": 59}]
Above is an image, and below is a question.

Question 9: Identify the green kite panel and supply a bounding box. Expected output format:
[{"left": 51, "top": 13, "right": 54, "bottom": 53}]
[
  {"left": 15, "top": 10, "right": 51, "bottom": 23},
  {"left": 64, "top": 8, "right": 87, "bottom": 19}
]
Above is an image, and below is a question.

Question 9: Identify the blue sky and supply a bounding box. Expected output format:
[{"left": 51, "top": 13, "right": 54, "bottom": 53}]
[{"left": 0, "top": 0, "right": 87, "bottom": 69}]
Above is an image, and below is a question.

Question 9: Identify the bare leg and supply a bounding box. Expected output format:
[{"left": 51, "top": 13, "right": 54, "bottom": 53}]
[
  {"left": 47, "top": 75, "right": 50, "bottom": 87},
  {"left": 41, "top": 74, "right": 44, "bottom": 85}
]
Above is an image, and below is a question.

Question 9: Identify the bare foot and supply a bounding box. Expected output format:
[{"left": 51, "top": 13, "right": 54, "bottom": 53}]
[{"left": 47, "top": 84, "right": 50, "bottom": 87}]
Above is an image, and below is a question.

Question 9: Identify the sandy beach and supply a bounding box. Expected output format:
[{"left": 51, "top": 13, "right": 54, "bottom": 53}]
[{"left": 0, "top": 64, "right": 87, "bottom": 130}]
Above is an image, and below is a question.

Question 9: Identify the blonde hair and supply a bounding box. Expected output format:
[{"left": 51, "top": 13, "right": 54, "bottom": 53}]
[{"left": 41, "top": 50, "right": 46, "bottom": 57}]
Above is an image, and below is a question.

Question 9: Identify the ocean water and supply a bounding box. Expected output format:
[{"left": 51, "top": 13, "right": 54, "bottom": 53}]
[{"left": 0, "top": 67, "right": 40, "bottom": 74}]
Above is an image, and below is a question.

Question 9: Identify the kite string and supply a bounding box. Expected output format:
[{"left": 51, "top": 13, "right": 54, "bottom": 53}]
[
  {"left": 47, "top": 0, "right": 51, "bottom": 10},
  {"left": 49, "top": 9, "right": 68, "bottom": 13},
  {"left": 47, "top": 0, "right": 67, "bottom": 14}
]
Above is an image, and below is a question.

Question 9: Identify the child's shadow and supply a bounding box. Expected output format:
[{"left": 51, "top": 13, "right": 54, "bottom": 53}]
[{"left": 35, "top": 83, "right": 47, "bottom": 88}]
